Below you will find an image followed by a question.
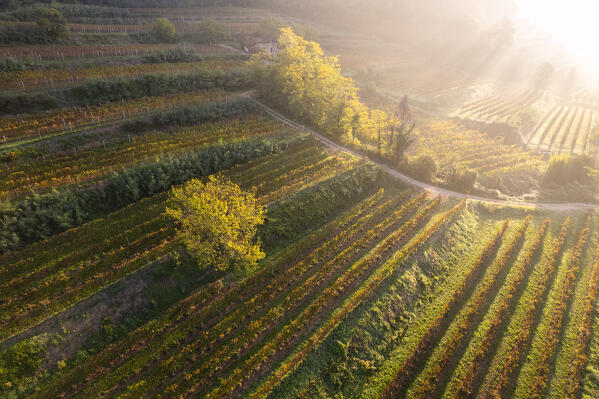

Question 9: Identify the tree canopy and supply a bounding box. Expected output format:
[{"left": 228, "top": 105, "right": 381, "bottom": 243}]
[
  {"left": 166, "top": 176, "right": 266, "bottom": 272},
  {"left": 34, "top": 7, "right": 68, "bottom": 40},
  {"left": 250, "top": 28, "right": 414, "bottom": 159},
  {"left": 152, "top": 17, "right": 176, "bottom": 43}
]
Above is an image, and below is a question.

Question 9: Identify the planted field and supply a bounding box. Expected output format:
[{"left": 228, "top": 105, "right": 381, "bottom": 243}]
[
  {"left": 68, "top": 21, "right": 259, "bottom": 34},
  {"left": 0, "top": 116, "right": 284, "bottom": 200},
  {"left": 0, "top": 43, "right": 234, "bottom": 61},
  {"left": 0, "top": 90, "right": 230, "bottom": 146},
  {"left": 451, "top": 90, "right": 539, "bottom": 124},
  {"left": 409, "top": 120, "right": 544, "bottom": 177},
  {"left": 0, "top": 59, "right": 245, "bottom": 92},
  {"left": 0, "top": 137, "right": 361, "bottom": 342},
  {"left": 528, "top": 105, "right": 595, "bottom": 155},
  {"left": 1, "top": 5, "right": 598, "bottom": 399}
]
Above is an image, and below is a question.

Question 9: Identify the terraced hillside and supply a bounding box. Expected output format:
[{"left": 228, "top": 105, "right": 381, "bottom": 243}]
[
  {"left": 410, "top": 120, "right": 544, "bottom": 178},
  {"left": 1, "top": 3, "right": 599, "bottom": 399},
  {"left": 528, "top": 105, "right": 595, "bottom": 155},
  {"left": 451, "top": 90, "right": 541, "bottom": 125}
]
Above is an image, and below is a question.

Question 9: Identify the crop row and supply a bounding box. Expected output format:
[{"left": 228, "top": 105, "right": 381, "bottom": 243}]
[
  {"left": 257, "top": 154, "right": 362, "bottom": 205},
  {"left": 249, "top": 200, "right": 468, "bottom": 399},
  {"left": 0, "top": 59, "right": 245, "bottom": 92},
  {"left": 453, "top": 91, "right": 538, "bottom": 123},
  {"left": 0, "top": 90, "right": 228, "bottom": 145},
  {"left": 33, "top": 188, "right": 389, "bottom": 398},
  {"left": 381, "top": 219, "right": 510, "bottom": 398},
  {"left": 1, "top": 116, "right": 282, "bottom": 200},
  {"left": 407, "top": 217, "right": 531, "bottom": 398},
  {"left": 529, "top": 106, "right": 594, "bottom": 155},
  {"left": 68, "top": 21, "right": 258, "bottom": 34},
  {"left": 412, "top": 120, "right": 542, "bottom": 178},
  {"left": 447, "top": 219, "right": 550, "bottom": 398},
  {"left": 0, "top": 44, "right": 234, "bottom": 61},
  {"left": 481, "top": 217, "right": 572, "bottom": 399},
  {"left": 526, "top": 214, "right": 592, "bottom": 398},
  {"left": 0, "top": 140, "right": 348, "bottom": 341},
  {"left": 562, "top": 245, "right": 599, "bottom": 398},
  {"left": 542, "top": 106, "right": 574, "bottom": 149},
  {"left": 194, "top": 199, "right": 445, "bottom": 399},
  {"left": 529, "top": 106, "right": 563, "bottom": 147},
  {"left": 102, "top": 193, "right": 424, "bottom": 399}
]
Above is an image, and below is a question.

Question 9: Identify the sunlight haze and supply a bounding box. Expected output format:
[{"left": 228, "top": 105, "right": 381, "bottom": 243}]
[
  {"left": 1, "top": 2, "right": 598, "bottom": 398},
  {"left": 516, "top": 0, "right": 599, "bottom": 72}
]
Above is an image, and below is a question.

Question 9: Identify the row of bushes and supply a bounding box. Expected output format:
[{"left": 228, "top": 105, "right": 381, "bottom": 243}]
[
  {"left": 260, "top": 164, "right": 382, "bottom": 250},
  {"left": 0, "top": 135, "right": 298, "bottom": 254},
  {"left": 0, "top": 68, "right": 250, "bottom": 114},
  {"left": 143, "top": 48, "right": 247, "bottom": 64},
  {"left": 42, "top": 0, "right": 250, "bottom": 8},
  {"left": 71, "top": 69, "right": 249, "bottom": 105},
  {"left": 0, "top": 57, "right": 26, "bottom": 72},
  {"left": 143, "top": 47, "right": 202, "bottom": 64},
  {"left": 401, "top": 154, "right": 478, "bottom": 193},
  {"left": 0, "top": 3, "right": 131, "bottom": 21},
  {"left": 0, "top": 24, "right": 59, "bottom": 44},
  {"left": 123, "top": 97, "right": 259, "bottom": 133}
]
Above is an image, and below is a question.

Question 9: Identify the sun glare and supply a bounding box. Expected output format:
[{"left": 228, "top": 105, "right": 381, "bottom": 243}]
[{"left": 516, "top": 0, "right": 599, "bottom": 73}]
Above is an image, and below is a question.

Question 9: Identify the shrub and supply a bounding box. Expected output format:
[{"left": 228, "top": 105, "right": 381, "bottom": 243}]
[
  {"left": 195, "top": 18, "right": 229, "bottom": 43},
  {"left": 0, "top": 336, "right": 46, "bottom": 392},
  {"left": 0, "top": 57, "right": 25, "bottom": 72},
  {"left": 152, "top": 17, "right": 175, "bottom": 43},
  {"left": 143, "top": 47, "right": 201, "bottom": 64},
  {"left": 122, "top": 98, "right": 258, "bottom": 133},
  {"left": 406, "top": 154, "right": 438, "bottom": 182},
  {"left": 35, "top": 7, "right": 68, "bottom": 40},
  {"left": 0, "top": 24, "right": 52, "bottom": 44},
  {"left": 446, "top": 167, "right": 477, "bottom": 193},
  {"left": 68, "top": 69, "right": 249, "bottom": 106},
  {"left": 260, "top": 164, "right": 381, "bottom": 249},
  {"left": 0, "top": 69, "right": 250, "bottom": 114},
  {"left": 0, "top": 92, "right": 58, "bottom": 114},
  {"left": 544, "top": 154, "right": 592, "bottom": 185}
]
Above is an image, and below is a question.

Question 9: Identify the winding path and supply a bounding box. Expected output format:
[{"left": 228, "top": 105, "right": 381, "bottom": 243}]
[{"left": 247, "top": 95, "right": 599, "bottom": 212}]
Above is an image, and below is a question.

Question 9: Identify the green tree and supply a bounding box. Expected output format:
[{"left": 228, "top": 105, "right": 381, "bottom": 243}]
[
  {"left": 35, "top": 7, "right": 68, "bottom": 40},
  {"left": 544, "top": 154, "right": 592, "bottom": 185},
  {"left": 511, "top": 106, "right": 538, "bottom": 134},
  {"left": 0, "top": 336, "right": 45, "bottom": 390},
  {"left": 251, "top": 28, "right": 361, "bottom": 137},
  {"left": 250, "top": 28, "right": 400, "bottom": 149},
  {"left": 391, "top": 122, "right": 416, "bottom": 163},
  {"left": 447, "top": 167, "right": 478, "bottom": 193},
  {"left": 165, "top": 176, "right": 266, "bottom": 272},
  {"left": 197, "top": 18, "right": 228, "bottom": 43},
  {"left": 407, "top": 154, "right": 438, "bottom": 182},
  {"left": 258, "top": 16, "right": 283, "bottom": 41},
  {"left": 152, "top": 17, "right": 176, "bottom": 43}
]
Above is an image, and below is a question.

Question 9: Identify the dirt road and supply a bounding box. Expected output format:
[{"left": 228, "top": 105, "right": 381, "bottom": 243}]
[{"left": 248, "top": 96, "right": 599, "bottom": 212}]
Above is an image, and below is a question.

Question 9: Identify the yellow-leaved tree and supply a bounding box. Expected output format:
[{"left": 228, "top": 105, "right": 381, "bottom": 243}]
[
  {"left": 165, "top": 176, "right": 266, "bottom": 272},
  {"left": 249, "top": 28, "right": 414, "bottom": 158}
]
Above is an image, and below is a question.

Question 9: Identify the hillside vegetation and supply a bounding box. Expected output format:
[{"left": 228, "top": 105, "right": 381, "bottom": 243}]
[{"left": 0, "top": 3, "right": 598, "bottom": 399}]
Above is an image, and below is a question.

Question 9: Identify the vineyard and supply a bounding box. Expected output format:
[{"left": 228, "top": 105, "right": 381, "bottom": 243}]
[
  {"left": 450, "top": 92, "right": 597, "bottom": 156},
  {"left": 0, "top": 43, "right": 235, "bottom": 61},
  {"left": 528, "top": 105, "right": 595, "bottom": 155},
  {"left": 0, "top": 59, "right": 245, "bottom": 92},
  {"left": 451, "top": 90, "right": 541, "bottom": 125},
  {"left": 1, "top": 3, "right": 599, "bottom": 399}
]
